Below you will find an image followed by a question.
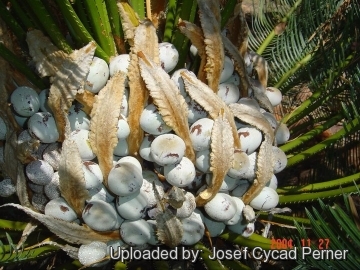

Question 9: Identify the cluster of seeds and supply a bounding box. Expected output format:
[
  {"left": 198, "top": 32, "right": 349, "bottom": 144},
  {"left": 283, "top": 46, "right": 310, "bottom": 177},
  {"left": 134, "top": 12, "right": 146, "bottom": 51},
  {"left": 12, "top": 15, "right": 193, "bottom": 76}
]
[
  {"left": 0, "top": 36, "right": 290, "bottom": 264},
  {"left": 0, "top": 1, "right": 293, "bottom": 265}
]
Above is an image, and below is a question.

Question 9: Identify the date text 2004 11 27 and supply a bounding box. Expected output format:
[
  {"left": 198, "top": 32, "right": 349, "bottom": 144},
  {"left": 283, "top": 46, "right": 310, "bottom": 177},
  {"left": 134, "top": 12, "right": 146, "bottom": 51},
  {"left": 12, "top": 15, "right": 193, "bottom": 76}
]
[{"left": 271, "top": 238, "right": 331, "bottom": 249}]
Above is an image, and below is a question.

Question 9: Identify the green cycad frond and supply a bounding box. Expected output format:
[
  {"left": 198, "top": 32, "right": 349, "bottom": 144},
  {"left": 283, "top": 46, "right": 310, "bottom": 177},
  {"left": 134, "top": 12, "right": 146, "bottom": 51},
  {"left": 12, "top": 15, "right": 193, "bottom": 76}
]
[
  {"left": 293, "top": 198, "right": 360, "bottom": 270},
  {"left": 249, "top": 0, "right": 359, "bottom": 92},
  {"left": 249, "top": 0, "right": 303, "bottom": 57},
  {"left": 0, "top": 232, "right": 58, "bottom": 265},
  {"left": 248, "top": 0, "right": 312, "bottom": 88},
  {"left": 280, "top": 65, "right": 360, "bottom": 172},
  {"left": 247, "top": 0, "right": 360, "bottom": 203}
]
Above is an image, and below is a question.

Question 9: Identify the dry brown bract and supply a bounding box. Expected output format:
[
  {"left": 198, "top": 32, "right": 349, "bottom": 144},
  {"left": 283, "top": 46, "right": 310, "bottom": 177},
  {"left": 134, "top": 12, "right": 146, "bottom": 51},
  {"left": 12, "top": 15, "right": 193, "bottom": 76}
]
[
  {"left": 26, "top": 30, "right": 68, "bottom": 78},
  {"left": 0, "top": 204, "right": 120, "bottom": 245},
  {"left": 229, "top": 103, "right": 275, "bottom": 204},
  {"left": 15, "top": 136, "right": 40, "bottom": 164},
  {"left": 75, "top": 90, "right": 95, "bottom": 115},
  {"left": 165, "top": 186, "right": 186, "bottom": 209},
  {"left": 126, "top": 20, "right": 159, "bottom": 160},
  {"left": 222, "top": 16, "right": 273, "bottom": 113},
  {"left": 178, "top": 20, "right": 207, "bottom": 82},
  {"left": 196, "top": 110, "right": 234, "bottom": 206},
  {"left": 89, "top": 72, "right": 126, "bottom": 184},
  {"left": 251, "top": 53, "right": 269, "bottom": 89},
  {"left": 138, "top": 52, "right": 195, "bottom": 162},
  {"left": 59, "top": 123, "right": 89, "bottom": 216},
  {"left": 3, "top": 131, "right": 34, "bottom": 209},
  {"left": 251, "top": 80, "right": 274, "bottom": 113},
  {"left": 47, "top": 42, "right": 96, "bottom": 142},
  {"left": 153, "top": 183, "right": 184, "bottom": 248},
  {"left": 197, "top": 0, "right": 224, "bottom": 92},
  {"left": 224, "top": 3, "right": 249, "bottom": 58},
  {"left": 221, "top": 34, "right": 273, "bottom": 112},
  {"left": 221, "top": 34, "right": 250, "bottom": 98},
  {"left": 181, "top": 70, "right": 240, "bottom": 149},
  {"left": 117, "top": 2, "right": 139, "bottom": 45}
]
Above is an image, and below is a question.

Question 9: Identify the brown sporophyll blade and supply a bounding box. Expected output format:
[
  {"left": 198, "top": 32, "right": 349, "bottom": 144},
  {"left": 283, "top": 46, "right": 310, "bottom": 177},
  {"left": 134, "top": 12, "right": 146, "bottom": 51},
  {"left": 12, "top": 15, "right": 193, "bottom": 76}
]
[
  {"left": 180, "top": 70, "right": 240, "bottom": 149},
  {"left": 237, "top": 4, "right": 249, "bottom": 58},
  {"left": 0, "top": 127, "right": 33, "bottom": 208},
  {"left": 223, "top": 3, "right": 249, "bottom": 58},
  {"left": 59, "top": 131, "right": 90, "bottom": 217},
  {"left": 48, "top": 42, "right": 96, "bottom": 142},
  {"left": 0, "top": 204, "right": 120, "bottom": 245},
  {"left": 251, "top": 53, "right": 269, "bottom": 89},
  {"left": 16, "top": 163, "right": 34, "bottom": 210},
  {"left": 1, "top": 131, "right": 33, "bottom": 210},
  {"left": 196, "top": 110, "right": 234, "bottom": 206},
  {"left": 229, "top": 103, "right": 274, "bottom": 143},
  {"left": 221, "top": 33, "right": 250, "bottom": 98},
  {"left": 75, "top": 90, "right": 95, "bottom": 115},
  {"left": 165, "top": 186, "right": 186, "bottom": 209},
  {"left": 149, "top": 0, "right": 167, "bottom": 29},
  {"left": 222, "top": 34, "right": 273, "bottom": 112},
  {"left": 178, "top": 20, "right": 207, "bottom": 83},
  {"left": 126, "top": 20, "right": 160, "bottom": 160},
  {"left": 251, "top": 79, "right": 274, "bottom": 113},
  {"left": 89, "top": 72, "right": 126, "bottom": 184},
  {"left": 152, "top": 182, "right": 184, "bottom": 247},
  {"left": 156, "top": 208, "right": 184, "bottom": 248},
  {"left": 127, "top": 53, "right": 146, "bottom": 160},
  {"left": 138, "top": 51, "right": 195, "bottom": 163},
  {"left": 15, "top": 136, "right": 39, "bottom": 164},
  {"left": 117, "top": 2, "right": 139, "bottom": 45},
  {"left": 229, "top": 103, "right": 275, "bottom": 204},
  {"left": 242, "top": 141, "right": 274, "bottom": 204},
  {"left": 26, "top": 29, "right": 68, "bottom": 78},
  {"left": 202, "top": 0, "right": 221, "bottom": 25},
  {"left": 3, "top": 131, "right": 22, "bottom": 183},
  {"left": 197, "top": 0, "right": 224, "bottom": 92}
]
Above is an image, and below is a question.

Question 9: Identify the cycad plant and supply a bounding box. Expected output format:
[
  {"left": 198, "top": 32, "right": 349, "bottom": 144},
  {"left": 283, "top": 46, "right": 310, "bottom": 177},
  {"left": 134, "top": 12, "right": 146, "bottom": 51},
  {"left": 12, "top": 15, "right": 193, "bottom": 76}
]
[
  {"left": 0, "top": 0, "right": 359, "bottom": 269},
  {"left": 293, "top": 197, "right": 360, "bottom": 269}
]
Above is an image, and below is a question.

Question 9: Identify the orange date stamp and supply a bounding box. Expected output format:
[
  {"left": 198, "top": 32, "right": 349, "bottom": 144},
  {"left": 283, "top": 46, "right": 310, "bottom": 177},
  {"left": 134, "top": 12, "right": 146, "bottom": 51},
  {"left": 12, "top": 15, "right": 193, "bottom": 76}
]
[
  {"left": 269, "top": 238, "right": 349, "bottom": 260},
  {"left": 300, "top": 238, "right": 330, "bottom": 249}
]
